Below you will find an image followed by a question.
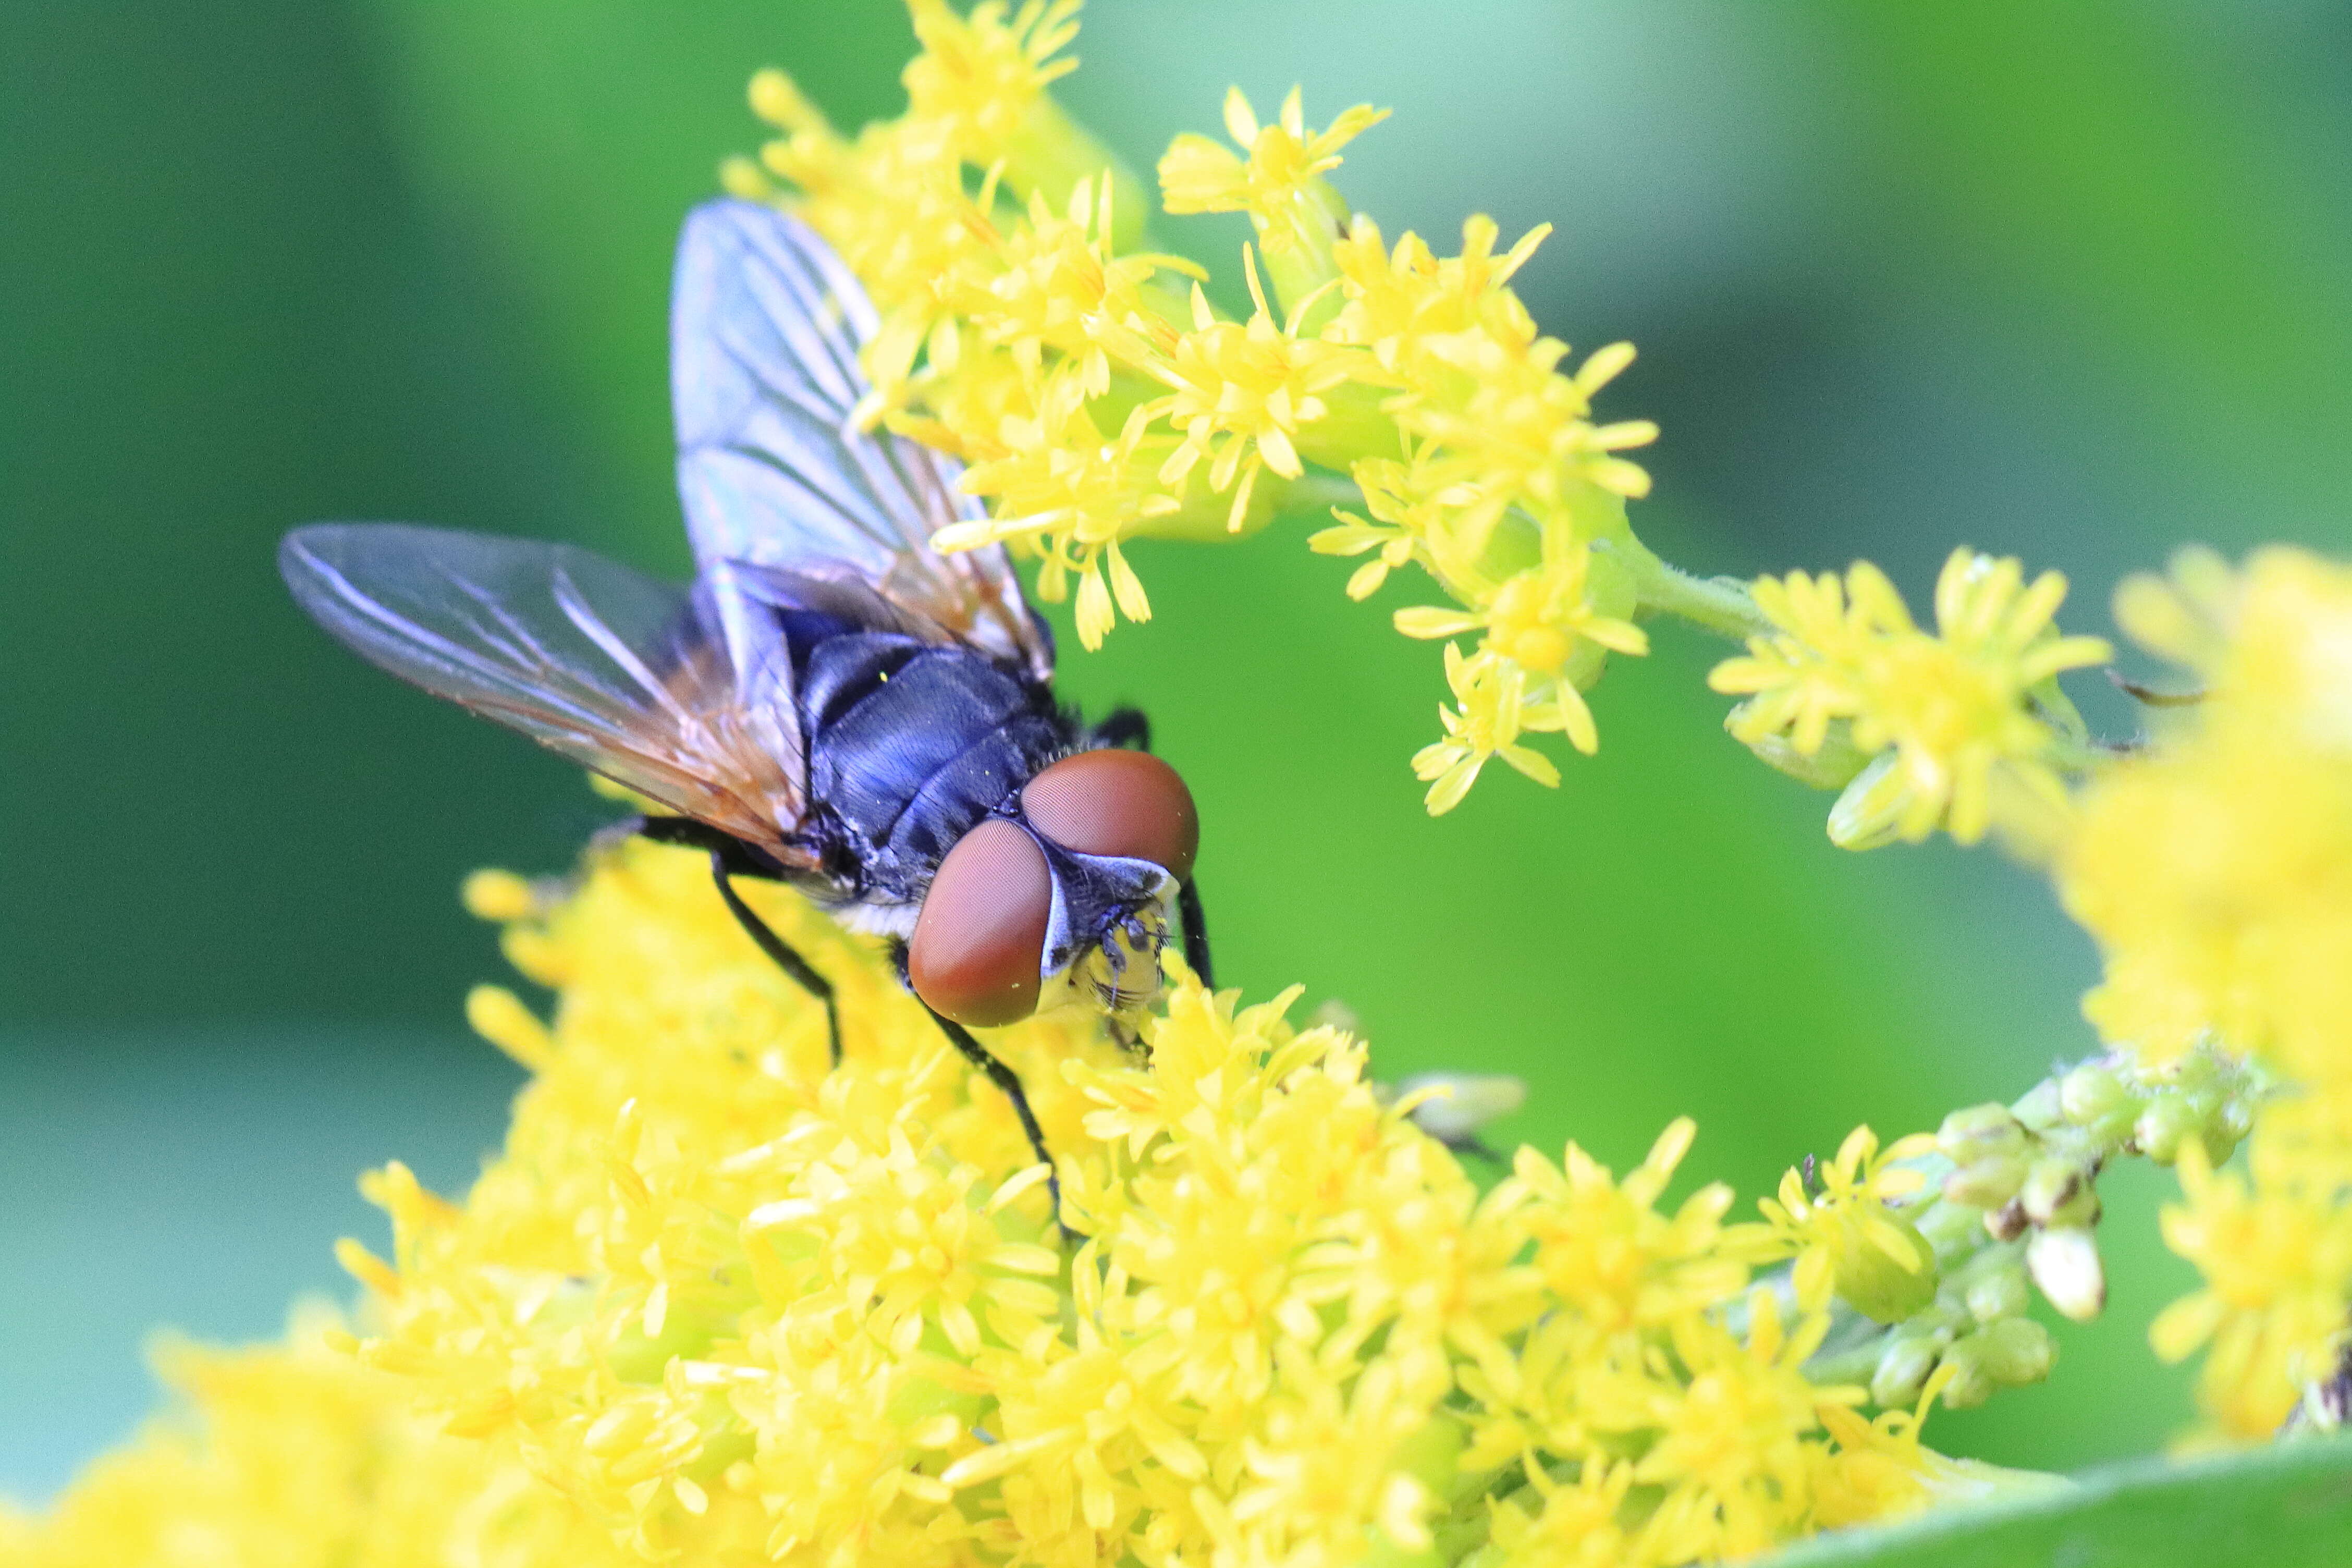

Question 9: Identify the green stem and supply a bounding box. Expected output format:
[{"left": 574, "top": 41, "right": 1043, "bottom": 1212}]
[
  {"left": 1629, "top": 557, "right": 1773, "bottom": 643},
  {"left": 1804, "top": 1341, "right": 1894, "bottom": 1391},
  {"left": 1276, "top": 469, "right": 1364, "bottom": 518}
]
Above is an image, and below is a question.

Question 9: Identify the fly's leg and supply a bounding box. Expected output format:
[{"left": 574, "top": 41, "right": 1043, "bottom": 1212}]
[
  {"left": 891, "top": 939, "right": 1075, "bottom": 1240},
  {"left": 1091, "top": 707, "right": 1151, "bottom": 751},
  {"left": 708, "top": 853, "right": 843, "bottom": 1067},
  {"left": 629, "top": 815, "right": 843, "bottom": 1067},
  {"left": 1178, "top": 877, "right": 1214, "bottom": 990},
  {"left": 925, "top": 1006, "right": 1072, "bottom": 1239}
]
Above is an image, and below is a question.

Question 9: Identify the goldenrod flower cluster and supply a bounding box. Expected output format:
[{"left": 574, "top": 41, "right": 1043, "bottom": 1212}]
[
  {"left": 1709, "top": 549, "right": 2112, "bottom": 851},
  {"left": 2056, "top": 547, "right": 2352, "bottom": 1438},
  {"left": 0, "top": 1310, "right": 611, "bottom": 1566},
  {"left": 721, "top": 0, "right": 1661, "bottom": 811},
  {"left": 7, "top": 842, "right": 1992, "bottom": 1567}
]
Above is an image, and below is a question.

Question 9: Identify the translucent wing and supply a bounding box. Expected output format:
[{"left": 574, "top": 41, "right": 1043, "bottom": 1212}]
[
  {"left": 280, "top": 523, "right": 810, "bottom": 863},
  {"left": 671, "top": 198, "right": 1053, "bottom": 683}
]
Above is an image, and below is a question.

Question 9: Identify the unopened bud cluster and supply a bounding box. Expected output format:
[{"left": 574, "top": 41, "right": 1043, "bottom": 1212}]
[{"left": 1807, "top": 1046, "right": 2259, "bottom": 1411}]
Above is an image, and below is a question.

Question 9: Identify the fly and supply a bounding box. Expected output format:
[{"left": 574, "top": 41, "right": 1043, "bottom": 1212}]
[{"left": 280, "top": 199, "right": 1212, "bottom": 1224}]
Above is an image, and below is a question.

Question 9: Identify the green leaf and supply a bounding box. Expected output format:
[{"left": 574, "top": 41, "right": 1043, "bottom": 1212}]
[{"left": 1759, "top": 1437, "right": 2352, "bottom": 1568}]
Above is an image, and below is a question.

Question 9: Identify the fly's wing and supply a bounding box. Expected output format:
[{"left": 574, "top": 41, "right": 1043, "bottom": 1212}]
[
  {"left": 280, "top": 523, "right": 810, "bottom": 864},
  {"left": 671, "top": 197, "right": 1054, "bottom": 684}
]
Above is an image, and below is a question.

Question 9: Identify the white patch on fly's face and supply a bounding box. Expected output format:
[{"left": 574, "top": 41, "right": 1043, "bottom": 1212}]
[{"left": 829, "top": 896, "right": 920, "bottom": 940}]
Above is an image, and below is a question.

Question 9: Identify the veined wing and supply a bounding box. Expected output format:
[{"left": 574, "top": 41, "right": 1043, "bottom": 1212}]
[
  {"left": 670, "top": 198, "right": 1052, "bottom": 683},
  {"left": 280, "top": 523, "right": 810, "bottom": 863}
]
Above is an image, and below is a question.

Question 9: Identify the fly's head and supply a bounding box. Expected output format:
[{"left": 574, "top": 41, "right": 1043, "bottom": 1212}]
[{"left": 905, "top": 749, "right": 1198, "bottom": 1031}]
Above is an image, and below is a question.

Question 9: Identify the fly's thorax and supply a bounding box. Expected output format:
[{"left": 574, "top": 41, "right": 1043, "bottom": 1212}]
[{"left": 794, "top": 631, "right": 1071, "bottom": 904}]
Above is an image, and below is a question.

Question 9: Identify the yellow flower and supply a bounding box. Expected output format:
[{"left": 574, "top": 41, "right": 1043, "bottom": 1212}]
[
  {"left": 2048, "top": 554, "right": 2352, "bottom": 1439},
  {"left": 1329, "top": 214, "right": 1550, "bottom": 373},
  {"left": 941, "top": 370, "right": 1175, "bottom": 647},
  {"left": 1395, "top": 542, "right": 1648, "bottom": 727},
  {"left": 1496, "top": 1118, "right": 1754, "bottom": 1337},
  {"left": 0, "top": 1308, "right": 617, "bottom": 1567},
  {"left": 2149, "top": 1134, "right": 2352, "bottom": 1438},
  {"left": 1400, "top": 321, "right": 1656, "bottom": 540},
  {"left": 1716, "top": 549, "right": 2111, "bottom": 848},
  {"left": 1709, "top": 565, "right": 1890, "bottom": 758},
  {"left": 1630, "top": 1291, "right": 1855, "bottom": 1562},
  {"left": 1386, "top": 534, "right": 1650, "bottom": 809},
  {"left": 902, "top": 0, "right": 1082, "bottom": 163},
  {"left": 962, "top": 176, "right": 1189, "bottom": 378},
  {"left": 21, "top": 16, "right": 2053, "bottom": 1560},
  {"left": 2065, "top": 546, "right": 2352, "bottom": 1082},
  {"left": 1411, "top": 642, "right": 1567, "bottom": 814},
  {"left": 728, "top": 1, "right": 1683, "bottom": 819},
  {"left": 1157, "top": 86, "right": 1388, "bottom": 256},
  {"left": 1144, "top": 256, "right": 1362, "bottom": 531},
  {"left": 1808, "top": 1369, "right": 2063, "bottom": 1530},
  {"left": 1757, "top": 1125, "right": 1940, "bottom": 1320},
  {"left": 1484, "top": 1458, "right": 1636, "bottom": 1568}
]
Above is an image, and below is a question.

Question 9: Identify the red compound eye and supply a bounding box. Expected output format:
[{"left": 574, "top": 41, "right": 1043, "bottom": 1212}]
[
  {"left": 909, "top": 818, "right": 1052, "bottom": 1027},
  {"left": 1021, "top": 749, "right": 1199, "bottom": 878}
]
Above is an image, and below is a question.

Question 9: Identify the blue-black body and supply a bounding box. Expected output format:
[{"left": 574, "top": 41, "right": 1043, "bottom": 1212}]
[{"left": 786, "top": 617, "right": 1073, "bottom": 908}]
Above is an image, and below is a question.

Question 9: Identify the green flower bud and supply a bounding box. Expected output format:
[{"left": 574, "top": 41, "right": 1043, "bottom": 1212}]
[
  {"left": 1871, "top": 1332, "right": 1948, "bottom": 1408},
  {"left": 2130, "top": 1092, "right": 2190, "bottom": 1162},
  {"left": 2216, "top": 1095, "right": 2255, "bottom": 1147},
  {"left": 2018, "top": 1159, "right": 2098, "bottom": 1227},
  {"left": 1389, "top": 1073, "right": 1525, "bottom": 1152},
  {"left": 1938, "top": 1338, "right": 1996, "bottom": 1409},
  {"left": 2161, "top": 1047, "right": 2225, "bottom": 1098},
  {"left": 2012, "top": 1079, "right": 2065, "bottom": 1132},
  {"left": 1976, "top": 1316, "right": 2057, "bottom": 1386},
  {"left": 1358, "top": 1534, "right": 1444, "bottom": 1568},
  {"left": 1962, "top": 1261, "right": 2030, "bottom": 1325},
  {"left": 1390, "top": 1408, "right": 1470, "bottom": 1504},
  {"left": 1827, "top": 752, "right": 1907, "bottom": 851},
  {"left": 1943, "top": 1155, "right": 2030, "bottom": 1210},
  {"left": 1917, "top": 1196, "right": 1986, "bottom": 1252},
  {"left": 1835, "top": 1209, "right": 1940, "bottom": 1324},
  {"left": 1937, "top": 1102, "right": 2028, "bottom": 1163},
  {"left": 2057, "top": 1062, "right": 2137, "bottom": 1138},
  {"left": 1731, "top": 708, "right": 1872, "bottom": 791},
  {"left": 2200, "top": 1122, "right": 2245, "bottom": 1169}
]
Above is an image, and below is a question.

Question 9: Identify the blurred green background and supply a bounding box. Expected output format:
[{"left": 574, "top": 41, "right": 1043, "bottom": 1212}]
[{"left": 8, "top": 0, "right": 2352, "bottom": 1500}]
